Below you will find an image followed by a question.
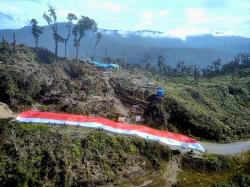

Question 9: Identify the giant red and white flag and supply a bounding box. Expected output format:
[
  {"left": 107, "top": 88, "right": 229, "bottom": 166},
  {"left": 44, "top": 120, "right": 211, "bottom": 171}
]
[{"left": 16, "top": 111, "right": 205, "bottom": 152}]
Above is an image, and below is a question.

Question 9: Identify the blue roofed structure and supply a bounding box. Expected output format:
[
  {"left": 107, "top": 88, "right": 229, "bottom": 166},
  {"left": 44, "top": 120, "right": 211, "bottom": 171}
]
[{"left": 90, "top": 61, "right": 120, "bottom": 70}]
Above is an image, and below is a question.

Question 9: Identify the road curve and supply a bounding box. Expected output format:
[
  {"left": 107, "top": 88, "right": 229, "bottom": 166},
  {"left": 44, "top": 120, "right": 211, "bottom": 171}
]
[{"left": 201, "top": 141, "right": 250, "bottom": 154}]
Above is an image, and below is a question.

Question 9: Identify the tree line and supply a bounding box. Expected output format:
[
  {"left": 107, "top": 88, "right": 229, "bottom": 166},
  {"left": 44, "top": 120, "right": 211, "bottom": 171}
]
[
  {"left": 104, "top": 52, "right": 250, "bottom": 82},
  {"left": 30, "top": 6, "right": 102, "bottom": 60}
]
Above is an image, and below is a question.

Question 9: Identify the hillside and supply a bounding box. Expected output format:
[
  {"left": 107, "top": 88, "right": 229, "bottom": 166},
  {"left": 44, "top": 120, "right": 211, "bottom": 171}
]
[
  {"left": 110, "top": 71, "right": 250, "bottom": 142},
  {"left": 0, "top": 119, "right": 173, "bottom": 186},
  {"left": 0, "top": 24, "right": 241, "bottom": 66},
  {"left": 0, "top": 44, "right": 249, "bottom": 142},
  {"left": 0, "top": 119, "right": 249, "bottom": 186},
  {"left": 0, "top": 44, "right": 250, "bottom": 186}
]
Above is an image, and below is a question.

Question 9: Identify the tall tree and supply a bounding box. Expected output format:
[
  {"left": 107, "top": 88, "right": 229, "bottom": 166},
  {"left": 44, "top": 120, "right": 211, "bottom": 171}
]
[
  {"left": 64, "top": 13, "right": 77, "bottom": 57},
  {"left": 176, "top": 60, "right": 186, "bottom": 75},
  {"left": 72, "top": 26, "right": 79, "bottom": 59},
  {"left": 93, "top": 31, "right": 102, "bottom": 59},
  {"left": 193, "top": 65, "right": 200, "bottom": 83},
  {"left": 141, "top": 53, "right": 152, "bottom": 71},
  {"left": 157, "top": 55, "right": 165, "bottom": 74},
  {"left": 73, "top": 16, "right": 97, "bottom": 60},
  {"left": 43, "top": 6, "right": 64, "bottom": 56},
  {"left": 213, "top": 58, "right": 222, "bottom": 74},
  {"left": 30, "top": 19, "right": 43, "bottom": 47}
]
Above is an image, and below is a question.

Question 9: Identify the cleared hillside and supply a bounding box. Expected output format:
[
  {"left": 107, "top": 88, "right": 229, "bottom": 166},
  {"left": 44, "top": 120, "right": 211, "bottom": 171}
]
[
  {"left": 0, "top": 44, "right": 250, "bottom": 186},
  {"left": 0, "top": 44, "right": 249, "bottom": 142}
]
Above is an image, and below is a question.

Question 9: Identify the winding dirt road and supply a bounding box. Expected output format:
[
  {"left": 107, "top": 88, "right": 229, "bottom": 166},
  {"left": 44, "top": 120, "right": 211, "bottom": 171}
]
[{"left": 201, "top": 141, "right": 250, "bottom": 154}]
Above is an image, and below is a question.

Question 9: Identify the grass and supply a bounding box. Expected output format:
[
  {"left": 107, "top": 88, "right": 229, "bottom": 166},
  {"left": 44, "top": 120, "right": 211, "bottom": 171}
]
[
  {"left": 177, "top": 171, "right": 228, "bottom": 187},
  {"left": 177, "top": 151, "right": 250, "bottom": 187}
]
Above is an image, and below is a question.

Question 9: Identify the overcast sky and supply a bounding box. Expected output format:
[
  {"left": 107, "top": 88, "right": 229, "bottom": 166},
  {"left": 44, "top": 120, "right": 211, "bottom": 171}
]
[{"left": 0, "top": 0, "right": 249, "bottom": 38}]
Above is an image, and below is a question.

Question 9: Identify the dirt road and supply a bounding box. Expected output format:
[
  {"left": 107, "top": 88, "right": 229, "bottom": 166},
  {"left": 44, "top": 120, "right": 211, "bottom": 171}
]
[{"left": 201, "top": 141, "right": 250, "bottom": 154}]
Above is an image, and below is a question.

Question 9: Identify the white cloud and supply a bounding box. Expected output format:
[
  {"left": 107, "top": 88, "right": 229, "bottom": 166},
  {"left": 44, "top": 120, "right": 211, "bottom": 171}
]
[
  {"left": 139, "top": 9, "right": 170, "bottom": 28},
  {"left": 88, "top": 1, "right": 124, "bottom": 13},
  {"left": 166, "top": 27, "right": 210, "bottom": 40},
  {"left": 185, "top": 8, "right": 207, "bottom": 24},
  {"left": 0, "top": 3, "right": 22, "bottom": 15},
  {"left": 159, "top": 9, "right": 169, "bottom": 17},
  {"left": 140, "top": 10, "right": 154, "bottom": 27},
  {"left": 105, "top": 2, "right": 124, "bottom": 12},
  {"left": 57, "top": 9, "right": 69, "bottom": 17},
  {"left": 0, "top": 13, "right": 26, "bottom": 29}
]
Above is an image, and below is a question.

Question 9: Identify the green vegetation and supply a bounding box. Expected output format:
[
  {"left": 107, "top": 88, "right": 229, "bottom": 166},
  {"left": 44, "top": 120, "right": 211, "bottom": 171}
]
[
  {"left": 177, "top": 151, "right": 250, "bottom": 187},
  {"left": 0, "top": 42, "right": 249, "bottom": 185},
  {"left": 30, "top": 19, "right": 43, "bottom": 48},
  {"left": 132, "top": 65, "right": 250, "bottom": 142},
  {"left": 1, "top": 43, "right": 249, "bottom": 142},
  {"left": 1, "top": 118, "right": 249, "bottom": 186},
  {"left": 72, "top": 16, "right": 97, "bottom": 60},
  {"left": 43, "top": 6, "right": 64, "bottom": 57},
  {"left": 0, "top": 119, "right": 172, "bottom": 186},
  {"left": 163, "top": 73, "right": 250, "bottom": 141},
  {"left": 0, "top": 44, "right": 112, "bottom": 116}
]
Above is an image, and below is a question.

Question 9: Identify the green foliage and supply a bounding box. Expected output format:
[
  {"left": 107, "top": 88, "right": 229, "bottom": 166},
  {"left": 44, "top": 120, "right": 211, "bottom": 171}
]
[
  {"left": 154, "top": 72, "right": 250, "bottom": 141},
  {"left": 181, "top": 154, "right": 230, "bottom": 173},
  {"left": 43, "top": 6, "right": 64, "bottom": 56},
  {"left": 30, "top": 19, "right": 43, "bottom": 47},
  {"left": 0, "top": 120, "right": 172, "bottom": 186},
  {"left": 73, "top": 15, "right": 97, "bottom": 59},
  {"left": 213, "top": 174, "right": 250, "bottom": 187},
  {"left": 178, "top": 151, "right": 250, "bottom": 187}
]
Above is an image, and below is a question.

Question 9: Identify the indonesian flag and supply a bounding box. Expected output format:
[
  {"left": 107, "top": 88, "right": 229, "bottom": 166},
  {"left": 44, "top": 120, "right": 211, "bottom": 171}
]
[{"left": 16, "top": 111, "right": 205, "bottom": 152}]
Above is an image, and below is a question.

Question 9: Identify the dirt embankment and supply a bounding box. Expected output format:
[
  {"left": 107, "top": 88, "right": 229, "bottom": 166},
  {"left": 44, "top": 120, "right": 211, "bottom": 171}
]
[{"left": 0, "top": 102, "right": 14, "bottom": 119}]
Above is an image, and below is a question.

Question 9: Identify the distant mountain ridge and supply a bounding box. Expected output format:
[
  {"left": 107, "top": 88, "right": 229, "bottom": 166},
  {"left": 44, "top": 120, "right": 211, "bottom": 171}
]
[{"left": 0, "top": 22, "right": 249, "bottom": 66}]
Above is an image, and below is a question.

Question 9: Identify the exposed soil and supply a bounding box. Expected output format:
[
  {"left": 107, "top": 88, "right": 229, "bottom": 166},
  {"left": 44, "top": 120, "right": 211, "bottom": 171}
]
[{"left": 0, "top": 102, "right": 14, "bottom": 119}]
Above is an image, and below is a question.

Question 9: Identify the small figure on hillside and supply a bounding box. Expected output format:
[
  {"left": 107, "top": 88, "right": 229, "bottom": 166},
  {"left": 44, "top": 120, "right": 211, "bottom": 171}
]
[{"left": 135, "top": 115, "right": 141, "bottom": 124}]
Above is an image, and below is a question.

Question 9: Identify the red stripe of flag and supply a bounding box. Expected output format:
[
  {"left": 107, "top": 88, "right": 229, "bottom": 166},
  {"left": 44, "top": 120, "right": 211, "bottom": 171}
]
[{"left": 18, "top": 111, "right": 197, "bottom": 143}]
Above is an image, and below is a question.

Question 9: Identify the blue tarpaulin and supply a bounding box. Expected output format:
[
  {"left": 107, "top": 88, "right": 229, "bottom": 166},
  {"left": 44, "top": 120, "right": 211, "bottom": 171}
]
[{"left": 90, "top": 61, "right": 120, "bottom": 69}]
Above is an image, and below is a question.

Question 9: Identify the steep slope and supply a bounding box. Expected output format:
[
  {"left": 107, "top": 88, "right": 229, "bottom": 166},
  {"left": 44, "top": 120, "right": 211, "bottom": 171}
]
[
  {"left": 0, "top": 119, "right": 249, "bottom": 186},
  {"left": 0, "top": 44, "right": 249, "bottom": 142},
  {"left": 0, "top": 44, "right": 249, "bottom": 186},
  {"left": 0, "top": 119, "right": 172, "bottom": 186},
  {"left": 0, "top": 44, "right": 124, "bottom": 118},
  {"left": 110, "top": 70, "right": 250, "bottom": 142}
]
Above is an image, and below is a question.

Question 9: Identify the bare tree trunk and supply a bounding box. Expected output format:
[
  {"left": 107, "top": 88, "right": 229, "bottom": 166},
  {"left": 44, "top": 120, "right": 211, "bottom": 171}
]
[
  {"left": 13, "top": 33, "right": 16, "bottom": 46},
  {"left": 35, "top": 37, "right": 38, "bottom": 48},
  {"left": 2, "top": 36, "right": 6, "bottom": 48},
  {"left": 76, "top": 47, "right": 79, "bottom": 60},
  {"left": 55, "top": 40, "right": 58, "bottom": 56},
  {"left": 93, "top": 43, "right": 98, "bottom": 60},
  {"left": 64, "top": 42, "right": 67, "bottom": 57}
]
